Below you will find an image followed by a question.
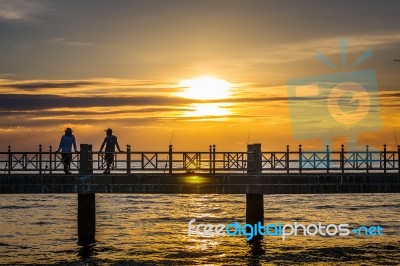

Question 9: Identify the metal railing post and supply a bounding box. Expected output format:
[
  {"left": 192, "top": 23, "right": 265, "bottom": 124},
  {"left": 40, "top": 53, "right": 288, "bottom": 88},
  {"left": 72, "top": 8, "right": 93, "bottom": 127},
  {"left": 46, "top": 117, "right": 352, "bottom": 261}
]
[
  {"left": 383, "top": 144, "right": 387, "bottom": 174},
  {"left": 366, "top": 145, "right": 369, "bottom": 173},
  {"left": 49, "top": 146, "right": 53, "bottom": 174},
  {"left": 4, "top": 144, "right": 399, "bottom": 175},
  {"left": 341, "top": 144, "right": 345, "bottom": 174},
  {"left": 212, "top": 145, "right": 216, "bottom": 174},
  {"left": 127, "top": 145, "right": 131, "bottom": 174},
  {"left": 39, "top": 144, "right": 42, "bottom": 174},
  {"left": 326, "top": 145, "right": 329, "bottom": 173},
  {"left": 7, "top": 145, "right": 11, "bottom": 174},
  {"left": 398, "top": 145, "right": 400, "bottom": 174},
  {"left": 299, "top": 144, "right": 302, "bottom": 173},
  {"left": 209, "top": 145, "right": 212, "bottom": 174},
  {"left": 169, "top": 145, "right": 173, "bottom": 174},
  {"left": 286, "top": 145, "right": 290, "bottom": 173}
]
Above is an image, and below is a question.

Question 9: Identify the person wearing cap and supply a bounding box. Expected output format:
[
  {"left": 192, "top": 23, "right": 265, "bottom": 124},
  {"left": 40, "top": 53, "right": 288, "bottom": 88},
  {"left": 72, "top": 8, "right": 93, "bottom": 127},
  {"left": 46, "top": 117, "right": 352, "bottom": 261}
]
[
  {"left": 99, "top": 128, "right": 123, "bottom": 174},
  {"left": 56, "top": 128, "right": 77, "bottom": 174}
]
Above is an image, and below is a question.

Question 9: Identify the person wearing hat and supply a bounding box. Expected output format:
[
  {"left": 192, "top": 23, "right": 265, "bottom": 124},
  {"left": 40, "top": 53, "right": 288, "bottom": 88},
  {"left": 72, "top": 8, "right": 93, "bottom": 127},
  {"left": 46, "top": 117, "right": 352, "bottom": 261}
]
[
  {"left": 99, "top": 128, "right": 123, "bottom": 174},
  {"left": 56, "top": 128, "right": 77, "bottom": 174}
]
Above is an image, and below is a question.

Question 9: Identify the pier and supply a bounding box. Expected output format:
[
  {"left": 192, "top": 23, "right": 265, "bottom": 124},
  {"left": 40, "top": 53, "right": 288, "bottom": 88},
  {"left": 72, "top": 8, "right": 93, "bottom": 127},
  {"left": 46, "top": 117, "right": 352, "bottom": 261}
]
[{"left": 1, "top": 143, "right": 399, "bottom": 245}]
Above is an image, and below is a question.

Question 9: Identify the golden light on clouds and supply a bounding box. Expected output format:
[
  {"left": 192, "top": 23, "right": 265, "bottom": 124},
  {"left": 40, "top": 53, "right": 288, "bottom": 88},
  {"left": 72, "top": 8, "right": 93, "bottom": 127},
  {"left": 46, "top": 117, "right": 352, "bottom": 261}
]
[
  {"left": 178, "top": 76, "right": 231, "bottom": 100},
  {"left": 0, "top": 74, "right": 399, "bottom": 150},
  {"left": 184, "top": 103, "right": 231, "bottom": 118}
]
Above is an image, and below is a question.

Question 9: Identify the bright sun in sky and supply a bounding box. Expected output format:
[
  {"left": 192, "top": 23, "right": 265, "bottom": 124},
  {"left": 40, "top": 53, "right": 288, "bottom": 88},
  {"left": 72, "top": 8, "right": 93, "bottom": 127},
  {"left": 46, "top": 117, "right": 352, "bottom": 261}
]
[{"left": 178, "top": 76, "right": 231, "bottom": 100}]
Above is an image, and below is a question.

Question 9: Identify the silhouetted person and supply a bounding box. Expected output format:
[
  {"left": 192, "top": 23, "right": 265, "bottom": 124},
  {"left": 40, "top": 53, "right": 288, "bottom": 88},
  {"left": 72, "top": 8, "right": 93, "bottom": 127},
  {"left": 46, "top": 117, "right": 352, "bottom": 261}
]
[
  {"left": 99, "top": 128, "right": 123, "bottom": 174},
  {"left": 56, "top": 128, "right": 77, "bottom": 174}
]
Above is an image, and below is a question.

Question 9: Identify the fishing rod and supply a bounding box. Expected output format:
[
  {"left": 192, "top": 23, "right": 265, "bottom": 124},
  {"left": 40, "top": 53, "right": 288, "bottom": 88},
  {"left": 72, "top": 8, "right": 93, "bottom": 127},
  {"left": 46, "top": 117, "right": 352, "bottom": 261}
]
[{"left": 169, "top": 130, "right": 175, "bottom": 146}]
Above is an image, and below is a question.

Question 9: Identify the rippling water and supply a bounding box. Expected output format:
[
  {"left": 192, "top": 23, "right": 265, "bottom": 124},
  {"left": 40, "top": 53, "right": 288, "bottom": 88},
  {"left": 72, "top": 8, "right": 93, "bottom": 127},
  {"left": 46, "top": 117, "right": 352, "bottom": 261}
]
[{"left": 0, "top": 194, "right": 399, "bottom": 265}]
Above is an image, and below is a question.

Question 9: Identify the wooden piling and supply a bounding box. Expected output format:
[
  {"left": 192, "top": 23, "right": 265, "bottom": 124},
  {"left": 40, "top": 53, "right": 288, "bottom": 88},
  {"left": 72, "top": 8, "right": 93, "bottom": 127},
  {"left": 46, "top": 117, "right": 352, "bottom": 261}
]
[
  {"left": 246, "top": 144, "right": 264, "bottom": 231},
  {"left": 78, "top": 144, "right": 95, "bottom": 245},
  {"left": 78, "top": 193, "right": 96, "bottom": 245}
]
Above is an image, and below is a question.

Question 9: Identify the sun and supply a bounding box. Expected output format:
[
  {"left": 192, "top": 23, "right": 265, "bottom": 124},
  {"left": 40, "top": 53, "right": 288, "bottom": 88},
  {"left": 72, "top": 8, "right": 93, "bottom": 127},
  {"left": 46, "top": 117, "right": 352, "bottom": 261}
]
[{"left": 178, "top": 76, "right": 231, "bottom": 100}]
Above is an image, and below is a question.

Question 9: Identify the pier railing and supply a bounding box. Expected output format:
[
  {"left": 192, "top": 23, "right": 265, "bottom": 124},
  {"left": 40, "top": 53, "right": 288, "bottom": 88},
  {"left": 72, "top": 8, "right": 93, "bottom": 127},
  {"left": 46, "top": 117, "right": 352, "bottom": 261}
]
[{"left": 0, "top": 144, "right": 399, "bottom": 174}]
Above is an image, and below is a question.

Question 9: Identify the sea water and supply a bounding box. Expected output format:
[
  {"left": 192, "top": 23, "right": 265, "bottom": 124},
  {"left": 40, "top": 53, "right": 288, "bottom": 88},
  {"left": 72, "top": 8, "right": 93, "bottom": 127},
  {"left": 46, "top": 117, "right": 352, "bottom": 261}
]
[{"left": 0, "top": 194, "right": 399, "bottom": 265}]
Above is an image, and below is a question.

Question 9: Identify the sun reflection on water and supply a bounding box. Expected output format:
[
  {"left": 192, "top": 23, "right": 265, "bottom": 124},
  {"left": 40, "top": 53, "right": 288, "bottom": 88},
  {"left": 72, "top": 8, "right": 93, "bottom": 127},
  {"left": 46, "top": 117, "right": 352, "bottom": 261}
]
[
  {"left": 0, "top": 194, "right": 398, "bottom": 265},
  {"left": 184, "top": 175, "right": 211, "bottom": 185}
]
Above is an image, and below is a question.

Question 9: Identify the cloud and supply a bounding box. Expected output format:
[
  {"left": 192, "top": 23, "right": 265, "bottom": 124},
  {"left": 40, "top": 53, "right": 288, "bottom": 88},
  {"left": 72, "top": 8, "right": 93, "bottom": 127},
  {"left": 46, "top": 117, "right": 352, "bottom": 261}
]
[
  {"left": 0, "top": 77, "right": 289, "bottom": 110},
  {"left": 6, "top": 81, "right": 103, "bottom": 90},
  {"left": 253, "top": 33, "right": 400, "bottom": 65},
  {"left": 0, "top": 78, "right": 179, "bottom": 96},
  {"left": 0, "top": 94, "right": 191, "bottom": 110},
  {"left": 48, "top": 37, "right": 99, "bottom": 47},
  {"left": 0, "top": 77, "right": 398, "bottom": 136},
  {"left": 1, "top": 88, "right": 398, "bottom": 112},
  {"left": 380, "top": 92, "right": 400, "bottom": 98},
  {"left": 0, "top": 0, "right": 43, "bottom": 22},
  {"left": 0, "top": 93, "right": 296, "bottom": 112},
  {"left": 0, "top": 126, "right": 26, "bottom": 133}
]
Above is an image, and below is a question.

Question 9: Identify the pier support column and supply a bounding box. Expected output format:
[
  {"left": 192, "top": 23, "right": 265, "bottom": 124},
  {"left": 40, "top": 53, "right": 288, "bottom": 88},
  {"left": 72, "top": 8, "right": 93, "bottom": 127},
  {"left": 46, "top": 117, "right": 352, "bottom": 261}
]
[
  {"left": 78, "top": 193, "right": 95, "bottom": 245},
  {"left": 246, "top": 194, "right": 264, "bottom": 226},
  {"left": 246, "top": 144, "right": 264, "bottom": 228},
  {"left": 78, "top": 144, "right": 95, "bottom": 245}
]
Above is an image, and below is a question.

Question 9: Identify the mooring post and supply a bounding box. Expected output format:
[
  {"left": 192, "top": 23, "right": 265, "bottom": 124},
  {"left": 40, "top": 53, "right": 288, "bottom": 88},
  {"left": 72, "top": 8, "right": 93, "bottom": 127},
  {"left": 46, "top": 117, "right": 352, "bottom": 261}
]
[
  {"left": 79, "top": 144, "right": 93, "bottom": 175},
  {"left": 78, "top": 144, "right": 95, "bottom": 246},
  {"left": 246, "top": 144, "right": 264, "bottom": 233}
]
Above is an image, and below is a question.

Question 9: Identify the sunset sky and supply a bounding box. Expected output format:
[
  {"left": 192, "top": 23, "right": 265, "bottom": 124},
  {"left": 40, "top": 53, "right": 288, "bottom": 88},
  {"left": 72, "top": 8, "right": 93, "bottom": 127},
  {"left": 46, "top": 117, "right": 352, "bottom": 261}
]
[{"left": 0, "top": 0, "right": 399, "bottom": 151}]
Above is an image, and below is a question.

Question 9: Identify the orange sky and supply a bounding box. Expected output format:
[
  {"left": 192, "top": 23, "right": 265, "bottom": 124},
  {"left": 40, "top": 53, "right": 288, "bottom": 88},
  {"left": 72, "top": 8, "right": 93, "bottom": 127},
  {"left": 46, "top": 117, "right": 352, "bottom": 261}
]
[
  {"left": 1, "top": 76, "right": 399, "bottom": 152},
  {"left": 0, "top": 1, "right": 399, "bottom": 152}
]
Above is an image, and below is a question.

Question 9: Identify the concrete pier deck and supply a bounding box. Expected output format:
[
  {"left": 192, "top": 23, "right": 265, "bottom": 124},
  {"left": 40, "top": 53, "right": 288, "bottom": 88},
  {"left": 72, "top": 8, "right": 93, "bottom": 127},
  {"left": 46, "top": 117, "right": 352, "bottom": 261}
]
[{"left": 1, "top": 173, "right": 398, "bottom": 194}]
